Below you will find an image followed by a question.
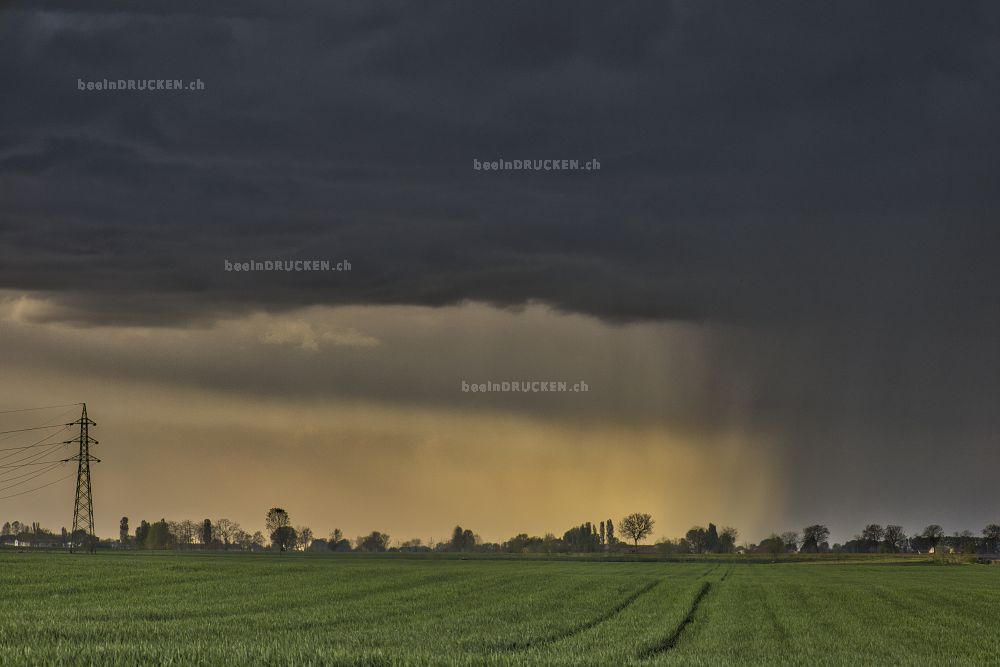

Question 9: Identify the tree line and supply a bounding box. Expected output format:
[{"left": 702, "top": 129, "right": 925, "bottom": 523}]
[
  {"left": 749, "top": 523, "right": 1000, "bottom": 556},
  {"left": 4, "top": 512, "right": 999, "bottom": 557}
]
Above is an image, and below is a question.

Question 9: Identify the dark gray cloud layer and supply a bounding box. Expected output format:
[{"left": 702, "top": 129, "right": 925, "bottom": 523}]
[{"left": 2, "top": 1, "right": 998, "bottom": 330}]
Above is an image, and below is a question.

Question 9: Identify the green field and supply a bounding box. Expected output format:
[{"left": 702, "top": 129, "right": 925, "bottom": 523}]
[{"left": 1, "top": 552, "right": 997, "bottom": 666}]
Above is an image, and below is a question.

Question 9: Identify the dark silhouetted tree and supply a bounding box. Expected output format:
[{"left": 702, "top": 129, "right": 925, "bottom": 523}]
[
  {"left": 861, "top": 525, "right": 885, "bottom": 552},
  {"left": 252, "top": 531, "right": 266, "bottom": 550},
  {"left": 215, "top": 519, "right": 239, "bottom": 548},
  {"left": 706, "top": 523, "right": 721, "bottom": 553},
  {"left": 619, "top": 513, "right": 655, "bottom": 547},
  {"left": 563, "top": 523, "right": 601, "bottom": 552},
  {"left": 883, "top": 525, "right": 906, "bottom": 553},
  {"left": 780, "top": 531, "right": 799, "bottom": 552},
  {"left": 327, "top": 528, "right": 350, "bottom": 551},
  {"left": 296, "top": 526, "right": 313, "bottom": 551},
  {"left": 271, "top": 526, "right": 297, "bottom": 552},
  {"left": 982, "top": 524, "right": 1000, "bottom": 553},
  {"left": 119, "top": 517, "right": 129, "bottom": 545},
  {"left": 686, "top": 527, "right": 707, "bottom": 553},
  {"left": 147, "top": 519, "right": 175, "bottom": 549},
  {"left": 357, "top": 531, "right": 390, "bottom": 552},
  {"left": 719, "top": 526, "right": 739, "bottom": 553},
  {"left": 801, "top": 525, "right": 830, "bottom": 553},
  {"left": 201, "top": 519, "right": 213, "bottom": 547},
  {"left": 135, "top": 520, "right": 151, "bottom": 549},
  {"left": 921, "top": 524, "right": 944, "bottom": 551},
  {"left": 266, "top": 508, "right": 292, "bottom": 552},
  {"left": 451, "top": 525, "right": 466, "bottom": 551},
  {"left": 761, "top": 534, "right": 785, "bottom": 557}
]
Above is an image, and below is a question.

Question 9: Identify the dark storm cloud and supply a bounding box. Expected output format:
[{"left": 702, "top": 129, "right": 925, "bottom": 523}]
[{"left": 2, "top": 0, "right": 997, "bottom": 330}]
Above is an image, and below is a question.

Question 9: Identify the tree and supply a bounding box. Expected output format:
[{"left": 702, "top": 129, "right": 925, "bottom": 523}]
[
  {"left": 801, "top": 525, "right": 830, "bottom": 553},
  {"left": 450, "top": 525, "right": 466, "bottom": 551},
  {"left": 1, "top": 522, "right": 9, "bottom": 536},
  {"left": 921, "top": 524, "right": 944, "bottom": 550},
  {"left": 147, "top": 519, "right": 175, "bottom": 549},
  {"left": 861, "top": 524, "right": 885, "bottom": 552},
  {"left": 296, "top": 526, "right": 313, "bottom": 551},
  {"left": 706, "top": 523, "right": 721, "bottom": 553},
  {"left": 135, "top": 520, "right": 151, "bottom": 548},
  {"left": 761, "top": 534, "right": 785, "bottom": 557},
  {"left": 328, "top": 529, "right": 350, "bottom": 552},
  {"left": 201, "top": 519, "right": 213, "bottom": 547},
  {"left": 957, "top": 530, "right": 978, "bottom": 554},
  {"left": 982, "top": 524, "right": 1000, "bottom": 554},
  {"left": 171, "top": 520, "right": 197, "bottom": 548},
  {"left": 251, "top": 531, "right": 266, "bottom": 550},
  {"left": 563, "top": 523, "right": 601, "bottom": 552},
  {"left": 686, "top": 527, "right": 708, "bottom": 553},
  {"left": 327, "top": 528, "right": 348, "bottom": 551},
  {"left": 215, "top": 519, "right": 239, "bottom": 549},
  {"left": 618, "top": 513, "right": 655, "bottom": 547},
  {"left": 606, "top": 519, "right": 615, "bottom": 547},
  {"left": 266, "top": 508, "right": 290, "bottom": 533},
  {"left": 234, "top": 530, "right": 252, "bottom": 551},
  {"left": 265, "top": 508, "right": 292, "bottom": 552},
  {"left": 599, "top": 521, "right": 606, "bottom": 546},
  {"left": 780, "top": 531, "right": 799, "bottom": 552},
  {"left": 119, "top": 517, "right": 129, "bottom": 546},
  {"left": 357, "top": 531, "right": 390, "bottom": 552},
  {"left": 271, "top": 526, "right": 297, "bottom": 552},
  {"left": 719, "top": 527, "right": 739, "bottom": 553},
  {"left": 883, "top": 525, "right": 906, "bottom": 553},
  {"left": 448, "top": 525, "right": 478, "bottom": 551}
]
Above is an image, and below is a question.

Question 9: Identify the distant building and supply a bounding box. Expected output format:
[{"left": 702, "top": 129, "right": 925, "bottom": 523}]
[{"left": 10, "top": 538, "right": 62, "bottom": 548}]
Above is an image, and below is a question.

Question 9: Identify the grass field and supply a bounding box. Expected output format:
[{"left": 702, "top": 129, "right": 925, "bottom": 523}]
[{"left": 1, "top": 552, "right": 997, "bottom": 666}]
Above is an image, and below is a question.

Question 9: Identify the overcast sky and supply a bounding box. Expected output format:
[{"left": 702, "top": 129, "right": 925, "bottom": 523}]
[{"left": 1, "top": 1, "right": 998, "bottom": 544}]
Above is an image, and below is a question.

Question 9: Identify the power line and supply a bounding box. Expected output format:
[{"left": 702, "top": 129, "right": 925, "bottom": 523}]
[
  {"left": 0, "top": 427, "right": 70, "bottom": 456},
  {"left": 0, "top": 403, "right": 82, "bottom": 415},
  {"left": 0, "top": 424, "right": 71, "bottom": 436},
  {"left": 0, "top": 407, "right": 83, "bottom": 444},
  {"left": 0, "top": 461, "right": 66, "bottom": 494},
  {"left": 0, "top": 463, "right": 67, "bottom": 484},
  {"left": 0, "top": 443, "right": 66, "bottom": 469},
  {"left": 0, "top": 471, "right": 75, "bottom": 501},
  {"left": 0, "top": 462, "right": 66, "bottom": 490}
]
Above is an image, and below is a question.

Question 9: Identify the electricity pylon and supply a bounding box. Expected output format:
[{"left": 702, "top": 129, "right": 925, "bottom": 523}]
[{"left": 65, "top": 403, "right": 99, "bottom": 553}]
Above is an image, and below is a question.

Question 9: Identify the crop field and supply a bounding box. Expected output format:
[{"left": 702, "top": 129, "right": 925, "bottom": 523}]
[{"left": 1, "top": 552, "right": 998, "bottom": 666}]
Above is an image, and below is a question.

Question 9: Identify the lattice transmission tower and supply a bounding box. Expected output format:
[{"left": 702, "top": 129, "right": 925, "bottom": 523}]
[{"left": 65, "top": 403, "right": 99, "bottom": 552}]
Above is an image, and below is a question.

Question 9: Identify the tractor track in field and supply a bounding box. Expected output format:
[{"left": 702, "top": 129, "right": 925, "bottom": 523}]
[
  {"left": 639, "top": 580, "right": 712, "bottom": 658},
  {"left": 493, "top": 579, "right": 661, "bottom": 652}
]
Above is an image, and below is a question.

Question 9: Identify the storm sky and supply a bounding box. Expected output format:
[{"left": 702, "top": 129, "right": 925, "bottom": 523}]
[{"left": 1, "top": 1, "right": 999, "bottom": 544}]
